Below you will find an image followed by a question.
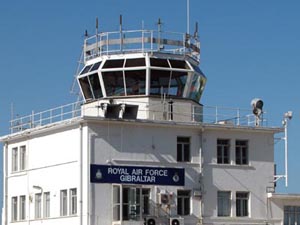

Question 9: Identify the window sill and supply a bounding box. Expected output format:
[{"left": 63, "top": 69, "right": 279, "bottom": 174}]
[{"left": 208, "top": 163, "right": 255, "bottom": 170}]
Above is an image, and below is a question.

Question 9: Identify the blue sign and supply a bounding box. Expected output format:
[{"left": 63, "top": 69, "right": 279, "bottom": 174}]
[{"left": 90, "top": 164, "right": 185, "bottom": 186}]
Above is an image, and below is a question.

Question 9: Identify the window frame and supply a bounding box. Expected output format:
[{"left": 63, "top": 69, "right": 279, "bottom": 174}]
[
  {"left": 60, "top": 190, "right": 68, "bottom": 216},
  {"left": 11, "top": 196, "right": 18, "bottom": 222},
  {"left": 217, "top": 191, "right": 231, "bottom": 217},
  {"left": 69, "top": 188, "right": 77, "bottom": 215},
  {"left": 12, "top": 147, "right": 18, "bottom": 172},
  {"left": 177, "top": 137, "right": 191, "bottom": 162},
  {"left": 43, "top": 192, "right": 50, "bottom": 218},
  {"left": 19, "top": 145, "right": 26, "bottom": 171},
  {"left": 217, "top": 139, "right": 230, "bottom": 164},
  {"left": 236, "top": 192, "right": 249, "bottom": 217},
  {"left": 177, "top": 190, "right": 191, "bottom": 216},
  {"left": 235, "top": 140, "right": 249, "bottom": 165},
  {"left": 19, "top": 195, "right": 26, "bottom": 220},
  {"left": 35, "top": 193, "right": 42, "bottom": 219}
]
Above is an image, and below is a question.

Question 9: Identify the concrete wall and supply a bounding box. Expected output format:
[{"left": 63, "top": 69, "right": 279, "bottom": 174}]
[
  {"left": 5, "top": 125, "right": 83, "bottom": 225},
  {"left": 202, "top": 128, "right": 275, "bottom": 224},
  {"left": 88, "top": 121, "right": 202, "bottom": 225}
]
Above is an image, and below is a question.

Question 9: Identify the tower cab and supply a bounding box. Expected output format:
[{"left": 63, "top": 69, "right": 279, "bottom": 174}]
[{"left": 77, "top": 28, "right": 206, "bottom": 123}]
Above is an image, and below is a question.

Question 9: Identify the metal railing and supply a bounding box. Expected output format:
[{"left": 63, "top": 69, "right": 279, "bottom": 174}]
[
  {"left": 10, "top": 102, "right": 82, "bottom": 134},
  {"left": 84, "top": 29, "right": 200, "bottom": 62},
  {"left": 9, "top": 101, "right": 267, "bottom": 134}
]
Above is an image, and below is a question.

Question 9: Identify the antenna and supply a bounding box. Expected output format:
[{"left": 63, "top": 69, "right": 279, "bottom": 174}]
[
  {"left": 187, "top": 0, "right": 190, "bottom": 35},
  {"left": 194, "top": 22, "right": 199, "bottom": 40},
  {"left": 96, "top": 17, "right": 99, "bottom": 56},
  {"left": 120, "top": 15, "right": 123, "bottom": 52}
]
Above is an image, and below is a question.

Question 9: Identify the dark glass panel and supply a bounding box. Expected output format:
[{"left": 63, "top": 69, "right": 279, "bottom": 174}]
[
  {"left": 168, "top": 71, "right": 188, "bottom": 97},
  {"left": 103, "top": 59, "right": 124, "bottom": 68},
  {"left": 89, "top": 73, "right": 103, "bottom": 98},
  {"left": 125, "top": 58, "right": 146, "bottom": 67},
  {"left": 79, "top": 76, "right": 93, "bottom": 100},
  {"left": 150, "top": 58, "right": 170, "bottom": 67},
  {"left": 80, "top": 65, "right": 93, "bottom": 75},
  {"left": 150, "top": 70, "right": 171, "bottom": 95},
  {"left": 125, "top": 70, "right": 146, "bottom": 95},
  {"left": 169, "top": 59, "right": 188, "bottom": 69},
  {"left": 102, "top": 71, "right": 125, "bottom": 96},
  {"left": 90, "top": 61, "right": 102, "bottom": 71}
]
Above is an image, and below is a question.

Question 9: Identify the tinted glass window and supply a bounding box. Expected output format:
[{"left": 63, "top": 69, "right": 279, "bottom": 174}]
[
  {"left": 150, "top": 70, "right": 171, "bottom": 95},
  {"left": 103, "top": 59, "right": 124, "bottom": 68},
  {"left": 79, "top": 76, "right": 93, "bottom": 100},
  {"left": 90, "top": 61, "right": 102, "bottom": 71},
  {"left": 169, "top": 59, "right": 188, "bottom": 69},
  {"left": 80, "top": 65, "right": 93, "bottom": 75},
  {"left": 89, "top": 73, "right": 103, "bottom": 98},
  {"left": 125, "top": 70, "right": 146, "bottom": 95},
  {"left": 150, "top": 58, "right": 170, "bottom": 67},
  {"left": 102, "top": 71, "right": 125, "bottom": 96},
  {"left": 125, "top": 58, "right": 146, "bottom": 67}
]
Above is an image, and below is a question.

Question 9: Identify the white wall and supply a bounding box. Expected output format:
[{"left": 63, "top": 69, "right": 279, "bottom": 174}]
[
  {"left": 6, "top": 125, "right": 82, "bottom": 225},
  {"left": 202, "top": 128, "right": 275, "bottom": 224},
  {"left": 88, "top": 121, "right": 202, "bottom": 225}
]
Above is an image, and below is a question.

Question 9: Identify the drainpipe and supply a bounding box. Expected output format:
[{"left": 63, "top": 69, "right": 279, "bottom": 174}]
[
  {"left": 4, "top": 142, "right": 8, "bottom": 225},
  {"left": 80, "top": 124, "right": 83, "bottom": 225}
]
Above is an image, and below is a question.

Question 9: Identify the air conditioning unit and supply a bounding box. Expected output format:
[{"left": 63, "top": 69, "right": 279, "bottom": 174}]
[
  {"left": 170, "top": 217, "right": 184, "bottom": 225},
  {"left": 144, "top": 217, "right": 157, "bottom": 225},
  {"left": 158, "top": 193, "right": 170, "bottom": 205}
]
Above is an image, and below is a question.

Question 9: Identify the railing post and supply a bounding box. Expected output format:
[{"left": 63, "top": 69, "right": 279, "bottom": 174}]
[
  {"left": 215, "top": 106, "right": 218, "bottom": 124},
  {"left": 237, "top": 108, "right": 240, "bottom": 126}
]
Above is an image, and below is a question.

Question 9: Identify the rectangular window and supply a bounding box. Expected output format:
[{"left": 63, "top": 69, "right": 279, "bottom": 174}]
[
  {"left": 236, "top": 192, "right": 249, "bottom": 217},
  {"left": 217, "top": 191, "right": 231, "bottom": 216},
  {"left": 44, "top": 192, "right": 50, "bottom": 218},
  {"left": 284, "top": 206, "right": 300, "bottom": 225},
  {"left": 12, "top": 147, "right": 18, "bottom": 172},
  {"left": 122, "top": 187, "right": 141, "bottom": 221},
  {"left": 69, "top": 188, "right": 77, "bottom": 215},
  {"left": 35, "top": 193, "right": 42, "bottom": 219},
  {"left": 11, "top": 196, "right": 18, "bottom": 222},
  {"left": 177, "top": 190, "right": 191, "bottom": 216},
  {"left": 19, "top": 146, "right": 26, "bottom": 171},
  {"left": 217, "top": 139, "right": 230, "bottom": 164},
  {"left": 142, "top": 189, "right": 150, "bottom": 215},
  {"left": 236, "top": 140, "right": 248, "bottom": 165},
  {"left": 177, "top": 137, "right": 190, "bottom": 162},
  {"left": 19, "top": 195, "right": 26, "bottom": 220},
  {"left": 60, "top": 190, "right": 68, "bottom": 216},
  {"left": 113, "top": 185, "right": 121, "bottom": 221}
]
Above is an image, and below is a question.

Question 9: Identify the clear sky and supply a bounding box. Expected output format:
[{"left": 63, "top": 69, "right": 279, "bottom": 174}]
[{"left": 0, "top": 0, "right": 300, "bottom": 205}]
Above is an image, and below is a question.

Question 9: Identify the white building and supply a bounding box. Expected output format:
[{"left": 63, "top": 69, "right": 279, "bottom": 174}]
[{"left": 1, "top": 23, "right": 300, "bottom": 225}]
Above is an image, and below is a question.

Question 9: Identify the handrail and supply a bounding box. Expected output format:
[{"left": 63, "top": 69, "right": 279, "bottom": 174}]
[
  {"left": 9, "top": 101, "right": 268, "bottom": 134},
  {"left": 84, "top": 29, "right": 200, "bottom": 63}
]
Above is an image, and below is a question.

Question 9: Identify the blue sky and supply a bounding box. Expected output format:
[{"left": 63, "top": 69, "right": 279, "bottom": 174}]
[{"left": 0, "top": 0, "right": 300, "bottom": 203}]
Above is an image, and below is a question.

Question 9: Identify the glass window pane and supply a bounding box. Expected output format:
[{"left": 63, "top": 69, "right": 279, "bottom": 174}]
[
  {"left": 150, "top": 70, "right": 171, "bottom": 95},
  {"left": 102, "top": 71, "right": 125, "bottom": 96},
  {"left": 79, "top": 76, "right": 93, "bottom": 100},
  {"left": 150, "top": 58, "right": 170, "bottom": 67},
  {"left": 169, "top": 59, "right": 188, "bottom": 69},
  {"left": 12, "top": 147, "right": 18, "bottom": 172},
  {"left": 168, "top": 71, "right": 188, "bottom": 97},
  {"left": 103, "top": 59, "right": 124, "bottom": 68},
  {"left": 80, "top": 65, "right": 93, "bottom": 75},
  {"left": 90, "top": 61, "right": 102, "bottom": 71},
  {"left": 125, "top": 58, "right": 145, "bottom": 67},
  {"left": 89, "top": 73, "right": 103, "bottom": 98},
  {"left": 125, "top": 70, "right": 146, "bottom": 95},
  {"left": 20, "top": 146, "right": 26, "bottom": 170}
]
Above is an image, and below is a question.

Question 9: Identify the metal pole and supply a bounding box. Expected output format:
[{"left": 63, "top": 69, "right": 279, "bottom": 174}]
[
  {"left": 187, "top": 0, "right": 190, "bottom": 35},
  {"left": 284, "top": 118, "right": 288, "bottom": 187}
]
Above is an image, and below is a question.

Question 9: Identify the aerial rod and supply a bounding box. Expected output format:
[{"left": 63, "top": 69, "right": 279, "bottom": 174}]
[
  {"left": 187, "top": 0, "right": 190, "bottom": 35},
  {"left": 96, "top": 17, "right": 99, "bottom": 55},
  {"left": 194, "top": 21, "right": 199, "bottom": 40}
]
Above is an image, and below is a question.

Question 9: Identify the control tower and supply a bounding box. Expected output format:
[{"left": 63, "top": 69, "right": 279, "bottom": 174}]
[{"left": 77, "top": 19, "right": 206, "bottom": 122}]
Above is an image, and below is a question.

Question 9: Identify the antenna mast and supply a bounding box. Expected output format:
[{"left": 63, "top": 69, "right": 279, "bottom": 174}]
[{"left": 187, "top": 0, "right": 190, "bottom": 35}]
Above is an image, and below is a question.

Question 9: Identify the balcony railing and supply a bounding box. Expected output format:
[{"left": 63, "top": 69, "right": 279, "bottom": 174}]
[{"left": 9, "top": 101, "right": 267, "bottom": 134}]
